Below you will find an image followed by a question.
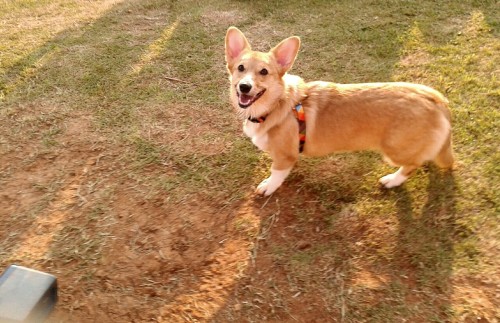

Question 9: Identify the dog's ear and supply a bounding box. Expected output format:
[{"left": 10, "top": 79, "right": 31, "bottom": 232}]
[
  {"left": 271, "top": 36, "right": 300, "bottom": 75},
  {"left": 225, "top": 27, "right": 251, "bottom": 69}
]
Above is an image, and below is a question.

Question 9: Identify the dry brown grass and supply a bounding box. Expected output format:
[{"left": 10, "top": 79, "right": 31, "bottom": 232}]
[{"left": 1, "top": 1, "right": 498, "bottom": 322}]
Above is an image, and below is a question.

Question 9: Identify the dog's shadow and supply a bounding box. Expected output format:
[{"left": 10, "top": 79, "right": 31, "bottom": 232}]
[
  {"left": 288, "top": 152, "right": 382, "bottom": 205},
  {"left": 392, "top": 165, "right": 457, "bottom": 303}
]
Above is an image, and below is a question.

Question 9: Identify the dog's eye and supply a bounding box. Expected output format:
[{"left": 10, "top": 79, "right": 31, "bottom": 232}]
[
  {"left": 238, "top": 64, "right": 245, "bottom": 72},
  {"left": 260, "top": 68, "right": 268, "bottom": 76}
]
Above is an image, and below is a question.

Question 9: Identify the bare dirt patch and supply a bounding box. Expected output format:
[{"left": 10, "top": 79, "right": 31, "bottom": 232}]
[{"left": 0, "top": 108, "right": 257, "bottom": 322}]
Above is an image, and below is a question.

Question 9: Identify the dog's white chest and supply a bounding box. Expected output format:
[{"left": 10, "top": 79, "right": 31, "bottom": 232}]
[{"left": 243, "top": 121, "right": 268, "bottom": 151}]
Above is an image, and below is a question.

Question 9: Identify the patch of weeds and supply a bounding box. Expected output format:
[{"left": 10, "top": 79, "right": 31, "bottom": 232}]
[
  {"left": 128, "top": 135, "right": 162, "bottom": 167},
  {"left": 269, "top": 245, "right": 288, "bottom": 264},
  {"left": 233, "top": 217, "right": 259, "bottom": 239},
  {"left": 149, "top": 137, "right": 260, "bottom": 201},
  {"left": 49, "top": 225, "right": 106, "bottom": 267},
  {"left": 349, "top": 281, "right": 409, "bottom": 322},
  {"left": 87, "top": 205, "right": 107, "bottom": 223},
  {"left": 289, "top": 249, "right": 317, "bottom": 268},
  {"left": 41, "top": 126, "right": 62, "bottom": 147},
  {"left": 45, "top": 203, "right": 114, "bottom": 270},
  {"left": 157, "top": 176, "right": 179, "bottom": 193},
  {"left": 453, "top": 237, "right": 482, "bottom": 270}
]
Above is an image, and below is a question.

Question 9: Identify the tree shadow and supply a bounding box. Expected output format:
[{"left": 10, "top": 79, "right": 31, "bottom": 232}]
[
  {"left": 1, "top": 2, "right": 184, "bottom": 322},
  {"left": 1, "top": 0, "right": 180, "bottom": 106}
]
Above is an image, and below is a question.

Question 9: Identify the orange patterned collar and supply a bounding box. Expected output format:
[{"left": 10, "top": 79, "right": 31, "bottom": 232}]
[
  {"left": 247, "top": 103, "right": 306, "bottom": 152},
  {"left": 292, "top": 103, "right": 306, "bottom": 153}
]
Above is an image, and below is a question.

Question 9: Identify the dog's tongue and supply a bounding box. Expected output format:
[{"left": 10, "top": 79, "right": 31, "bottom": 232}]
[{"left": 239, "top": 94, "right": 253, "bottom": 106}]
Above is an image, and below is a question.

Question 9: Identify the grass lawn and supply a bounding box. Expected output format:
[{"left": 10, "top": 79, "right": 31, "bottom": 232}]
[{"left": 0, "top": 0, "right": 498, "bottom": 322}]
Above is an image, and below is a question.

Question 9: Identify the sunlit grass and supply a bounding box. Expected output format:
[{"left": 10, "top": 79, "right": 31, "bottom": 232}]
[{"left": 129, "top": 18, "right": 180, "bottom": 76}]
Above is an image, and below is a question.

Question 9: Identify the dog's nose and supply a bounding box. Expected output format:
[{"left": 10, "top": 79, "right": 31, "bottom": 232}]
[{"left": 239, "top": 83, "right": 252, "bottom": 94}]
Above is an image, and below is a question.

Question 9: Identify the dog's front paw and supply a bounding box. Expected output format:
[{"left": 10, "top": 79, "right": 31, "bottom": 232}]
[
  {"left": 255, "top": 178, "right": 278, "bottom": 196},
  {"left": 256, "top": 178, "right": 271, "bottom": 196},
  {"left": 255, "top": 168, "right": 292, "bottom": 196}
]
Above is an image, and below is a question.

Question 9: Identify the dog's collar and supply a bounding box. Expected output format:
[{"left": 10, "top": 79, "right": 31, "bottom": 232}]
[
  {"left": 247, "top": 102, "right": 302, "bottom": 124},
  {"left": 248, "top": 115, "right": 267, "bottom": 123},
  {"left": 247, "top": 103, "right": 306, "bottom": 152}
]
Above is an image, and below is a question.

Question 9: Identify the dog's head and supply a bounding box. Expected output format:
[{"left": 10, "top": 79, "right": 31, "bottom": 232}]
[{"left": 225, "top": 27, "right": 300, "bottom": 118}]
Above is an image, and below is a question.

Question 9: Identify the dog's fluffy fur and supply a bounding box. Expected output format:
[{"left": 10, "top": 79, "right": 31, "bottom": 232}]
[{"left": 225, "top": 27, "right": 454, "bottom": 196}]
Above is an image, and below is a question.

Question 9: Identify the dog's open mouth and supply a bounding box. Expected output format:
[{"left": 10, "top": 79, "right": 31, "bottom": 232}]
[{"left": 237, "top": 89, "right": 266, "bottom": 108}]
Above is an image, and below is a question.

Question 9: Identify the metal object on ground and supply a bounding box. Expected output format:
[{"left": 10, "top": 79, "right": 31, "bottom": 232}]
[{"left": 0, "top": 265, "right": 57, "bottom": 323}]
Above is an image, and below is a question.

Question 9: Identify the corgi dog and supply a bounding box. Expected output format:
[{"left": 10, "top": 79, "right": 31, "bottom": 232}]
[{"left": 224, "top": 27, "right": 454, "bottom": 196}]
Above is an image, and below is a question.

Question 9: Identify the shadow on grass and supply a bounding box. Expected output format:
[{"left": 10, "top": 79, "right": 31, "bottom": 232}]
[
  {"left": 0, "top": 0, "right": 181, "bottom": 234},
  {"left": 1, "top": 2, "right": 184, "bottom": 321},
  {"left": 392, "top": 166, "right": 457, "bottom": 320},
  {"left": 1, "top": 0, "right": 181, "bottom": 112}
]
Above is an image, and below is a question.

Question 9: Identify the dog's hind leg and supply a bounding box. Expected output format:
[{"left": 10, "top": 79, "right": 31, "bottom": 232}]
[
  {"left": 434, "top": 133, "right": 455, "bottom": 169},
  {"left": 379, "top": 165, "right": 418, "bottom": 188}
]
